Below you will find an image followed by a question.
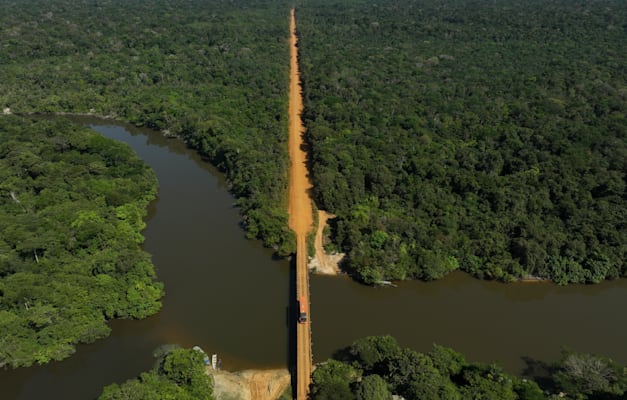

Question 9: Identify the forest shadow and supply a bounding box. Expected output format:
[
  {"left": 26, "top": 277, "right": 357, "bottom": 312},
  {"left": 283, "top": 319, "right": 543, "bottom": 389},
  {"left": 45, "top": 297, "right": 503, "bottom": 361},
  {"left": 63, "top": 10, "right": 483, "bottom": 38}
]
[
  {"left": 331, "top": 345, "right": 354, "bottom": 363},
  {"left": 520, "top": 356, "right": 557, "bottom": 392}
]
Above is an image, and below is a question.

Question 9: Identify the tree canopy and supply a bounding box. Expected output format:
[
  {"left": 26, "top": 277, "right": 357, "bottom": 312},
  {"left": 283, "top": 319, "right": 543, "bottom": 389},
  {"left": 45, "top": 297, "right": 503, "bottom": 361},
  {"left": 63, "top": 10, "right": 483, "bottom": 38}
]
[
  {"left": 0, "top": 116, "right": 162, "bottom": 368},
  {"left": 99, "top": 347, "right": 214, "bottom": 400},
  {"left": 296, "top": 0, "right": 626, "bottom": 284},
  {"left": 311, "top": 336, "right": 627, "bottom": 400},
  {"left": 0, "top": 0, "right": 295, "bottom": 255},
  {"left": 0, "top": 0, "right": 624, "bottom": 289}
]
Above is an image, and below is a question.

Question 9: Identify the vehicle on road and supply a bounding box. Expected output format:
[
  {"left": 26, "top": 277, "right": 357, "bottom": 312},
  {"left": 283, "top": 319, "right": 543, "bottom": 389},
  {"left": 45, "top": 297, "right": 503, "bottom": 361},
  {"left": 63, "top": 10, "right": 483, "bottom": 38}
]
[{"left": 298, "top": 296, "right": 307, "bottom": 323}]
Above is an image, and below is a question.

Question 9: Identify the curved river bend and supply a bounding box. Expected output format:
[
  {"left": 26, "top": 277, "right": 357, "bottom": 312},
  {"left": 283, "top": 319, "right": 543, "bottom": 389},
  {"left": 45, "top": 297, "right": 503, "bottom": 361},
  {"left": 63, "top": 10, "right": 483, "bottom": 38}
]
[{"left": 2, "top": 119, "right": 626, "bottom": 399}]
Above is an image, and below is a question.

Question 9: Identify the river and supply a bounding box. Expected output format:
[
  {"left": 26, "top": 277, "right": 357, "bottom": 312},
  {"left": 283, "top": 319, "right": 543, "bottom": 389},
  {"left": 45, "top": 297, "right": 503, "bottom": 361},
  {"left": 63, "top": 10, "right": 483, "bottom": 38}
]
[{"left": 1, "top": 119, "right": 626, "bottom": 399}]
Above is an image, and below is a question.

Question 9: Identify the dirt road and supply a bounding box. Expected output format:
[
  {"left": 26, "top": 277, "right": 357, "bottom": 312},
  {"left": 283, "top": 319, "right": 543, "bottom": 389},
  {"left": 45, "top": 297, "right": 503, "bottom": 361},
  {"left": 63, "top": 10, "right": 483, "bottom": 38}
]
[{"left": 288, "top": 8, "right": 313, "bottom": 400}]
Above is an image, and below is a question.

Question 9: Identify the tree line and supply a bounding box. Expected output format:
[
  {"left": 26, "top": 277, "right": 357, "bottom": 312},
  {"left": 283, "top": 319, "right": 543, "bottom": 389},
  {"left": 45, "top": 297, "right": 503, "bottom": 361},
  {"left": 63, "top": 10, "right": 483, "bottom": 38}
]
[
  {"left": 0, "top": 0, "right": 295, "bottom": 256},
  {"left": 296, "top": 0, "right": 626, "bottom": 284},
  {"left": 99, "top": 347, "right": 214, "bottom": 400},
  {"left": 0, "top": 0, "right": 624, "bottom": 289},
  {"left": 0, "top": 0, "right": 624, "bottom": 389},
  {"left": 0, "top": 116, "right": 162, "bottom": 367},
  {"left": 310, "top": 335, "right": 627, "bottom": 400}
]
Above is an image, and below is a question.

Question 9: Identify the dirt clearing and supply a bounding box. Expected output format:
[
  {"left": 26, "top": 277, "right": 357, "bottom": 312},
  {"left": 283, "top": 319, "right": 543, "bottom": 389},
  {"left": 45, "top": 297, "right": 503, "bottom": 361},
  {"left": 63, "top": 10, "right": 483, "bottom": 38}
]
[
  {"left": 308, "top": 210, "right": 344, "bottom": 275},
  {"left": 208, "top": 368, "right": 290, "bottom": 400}
]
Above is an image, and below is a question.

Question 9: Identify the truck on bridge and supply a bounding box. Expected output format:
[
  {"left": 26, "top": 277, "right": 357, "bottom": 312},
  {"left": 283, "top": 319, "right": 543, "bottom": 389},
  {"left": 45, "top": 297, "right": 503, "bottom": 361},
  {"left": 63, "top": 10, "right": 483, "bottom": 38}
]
[{"left": 298, "top": 296, "right": 307, "bottom": 323}]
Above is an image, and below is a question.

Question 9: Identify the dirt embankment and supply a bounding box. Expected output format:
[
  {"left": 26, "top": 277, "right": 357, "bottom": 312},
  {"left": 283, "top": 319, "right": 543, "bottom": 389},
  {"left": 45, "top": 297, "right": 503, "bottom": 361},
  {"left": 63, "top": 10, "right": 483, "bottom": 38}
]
[
  {"left": 308, "top": 210, "right": 344, "bottom": 275},
  {"left": 207, "top": 368, "right": 290, "bottom": 400}
]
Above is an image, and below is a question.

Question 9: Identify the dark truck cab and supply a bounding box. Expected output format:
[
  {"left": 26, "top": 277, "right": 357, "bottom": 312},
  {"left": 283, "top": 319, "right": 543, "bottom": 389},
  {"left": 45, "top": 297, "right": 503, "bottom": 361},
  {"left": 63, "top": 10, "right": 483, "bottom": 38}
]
[{"left": 298, "top": 296, "right": 307, "bottom": 323}]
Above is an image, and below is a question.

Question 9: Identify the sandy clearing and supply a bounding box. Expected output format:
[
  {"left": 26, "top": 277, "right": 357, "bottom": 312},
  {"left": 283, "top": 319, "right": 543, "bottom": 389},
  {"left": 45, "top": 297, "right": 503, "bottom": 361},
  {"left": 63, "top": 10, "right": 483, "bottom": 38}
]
[
  {"left": 207, "top": 368, "right": 290, "bottom": 400},
  {"left": 308, "top": 210, "right": 344, "bottom": 275}
]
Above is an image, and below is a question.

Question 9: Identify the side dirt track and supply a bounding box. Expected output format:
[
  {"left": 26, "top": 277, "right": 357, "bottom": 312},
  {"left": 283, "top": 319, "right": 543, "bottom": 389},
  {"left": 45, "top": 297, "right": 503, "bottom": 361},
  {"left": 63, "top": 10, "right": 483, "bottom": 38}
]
[{"left": 309, "top": 210, "right": 344, "bottom": 275}]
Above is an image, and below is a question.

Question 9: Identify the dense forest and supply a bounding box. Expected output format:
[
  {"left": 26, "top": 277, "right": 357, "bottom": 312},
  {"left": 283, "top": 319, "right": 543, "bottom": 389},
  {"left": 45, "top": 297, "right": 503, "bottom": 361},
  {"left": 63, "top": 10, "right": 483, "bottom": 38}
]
[
  {"left": 296, "top": 0, "right": 627, "bottom": 284},
  {"left": 311, "top": 336, "right": 627, "bottom": 400},
  {"left": 0, "top": 0, "right": 294, "bottom": 255},
  {"left": 99, "top": 347, "right": 213, "bottom": 400},
  {"left": 0, "top": 116, "right": 162, "bottom": 367},
  {"left": 3, "top": 0, "right": 624, "bottom": 287}
]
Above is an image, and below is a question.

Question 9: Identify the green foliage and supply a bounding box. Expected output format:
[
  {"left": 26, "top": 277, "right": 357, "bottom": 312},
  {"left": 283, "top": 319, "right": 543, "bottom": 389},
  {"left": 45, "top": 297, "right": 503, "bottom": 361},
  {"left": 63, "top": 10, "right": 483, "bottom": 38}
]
[
  {"left": 348, "top": 335, "right": 402, "bottom": 374},
  {"left": 277, "top": 386, "right": 294, "bottom": 400},
  {"left": 311, "top": 359, "right": 359, "bottom": 400},
  {"left": 389, "top": 349, "right": 457, "bottom": 399},
  {"left": 353, "top": 374, "right": 392, "bottom": 400},
  {"left": 296, "top": 0, "right": 627, "bottom": 284},
  {"left": 0, "top": 0, "right": 294, "bottom": 256},
  {"left": 553, "top": 350, "right": 627, "bottom": 399},
  {"left": 514, "top": 379, "right": 546, "bottom": 400},
  {"left": 314, "top": 336, "right": 627, "bottom": 399},
  {"left": 428, "top": 344, "right": 467, "bottom": 377},
  {"left": 458, "top": 364, "right": 518, "bottom": 400},
  {"left": 99, "top": 348, "right": 213, "bottom": 400},
  {"left": 0, "top": 116, "right": 161, "bottom": 368}
]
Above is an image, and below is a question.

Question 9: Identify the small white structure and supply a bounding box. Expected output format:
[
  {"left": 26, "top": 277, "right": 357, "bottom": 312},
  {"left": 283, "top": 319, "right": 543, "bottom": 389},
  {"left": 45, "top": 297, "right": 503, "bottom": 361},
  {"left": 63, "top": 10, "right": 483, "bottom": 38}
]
[{"left": 192, "top": 346, "right": 211, "bottom": 366}]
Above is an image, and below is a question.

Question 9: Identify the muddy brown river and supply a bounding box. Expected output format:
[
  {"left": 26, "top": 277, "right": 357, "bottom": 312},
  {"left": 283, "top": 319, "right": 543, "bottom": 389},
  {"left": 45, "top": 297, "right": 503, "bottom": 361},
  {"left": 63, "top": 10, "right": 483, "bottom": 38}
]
[{"left": 2, "top": 119, "right": 626, "bottom": 399}]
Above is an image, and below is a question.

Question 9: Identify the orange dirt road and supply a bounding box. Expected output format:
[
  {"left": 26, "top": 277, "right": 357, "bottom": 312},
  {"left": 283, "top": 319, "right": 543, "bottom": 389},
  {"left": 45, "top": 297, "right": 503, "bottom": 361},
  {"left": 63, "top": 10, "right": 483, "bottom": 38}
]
[{"left": 288, "top": 8, "right": 313, "bottom": 400}]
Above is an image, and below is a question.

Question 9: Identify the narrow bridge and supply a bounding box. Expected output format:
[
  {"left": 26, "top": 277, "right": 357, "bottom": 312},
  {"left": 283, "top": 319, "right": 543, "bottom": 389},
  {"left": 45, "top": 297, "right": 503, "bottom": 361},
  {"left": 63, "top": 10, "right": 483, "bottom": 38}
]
[
  {"left": 295, "top": 236, "right": 312, "bottom": 400},
  {"left": 288, "top": 8, "right": 313, "bottom": 400}
]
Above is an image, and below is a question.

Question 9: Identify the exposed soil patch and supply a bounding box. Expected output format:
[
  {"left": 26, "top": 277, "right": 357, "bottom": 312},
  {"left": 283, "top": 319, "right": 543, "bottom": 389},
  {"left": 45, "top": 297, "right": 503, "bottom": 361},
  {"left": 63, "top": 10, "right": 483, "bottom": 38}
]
[
  {"left": 308, "top": 210, "right": 344, "bottom": 275},
  {"left": 207, "top": 368, "right": 290, "bottom": 400}
]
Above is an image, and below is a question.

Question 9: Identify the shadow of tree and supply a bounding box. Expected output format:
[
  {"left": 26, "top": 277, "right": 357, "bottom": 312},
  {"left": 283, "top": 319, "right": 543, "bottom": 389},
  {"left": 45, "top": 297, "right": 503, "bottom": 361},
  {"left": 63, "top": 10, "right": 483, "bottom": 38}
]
[{"left": 521, "top": 356, "right": 557, "bottom": 393}]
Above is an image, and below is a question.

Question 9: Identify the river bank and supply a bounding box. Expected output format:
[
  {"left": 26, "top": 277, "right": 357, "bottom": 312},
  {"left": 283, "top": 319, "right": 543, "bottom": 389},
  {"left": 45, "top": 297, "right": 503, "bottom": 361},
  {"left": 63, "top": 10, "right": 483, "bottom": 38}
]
[
  {"left": 3, "top": 119, "right": 627, "bottom": 400},
  {"left": 207, "top": 368, "right": 290, "bottom": 400}
]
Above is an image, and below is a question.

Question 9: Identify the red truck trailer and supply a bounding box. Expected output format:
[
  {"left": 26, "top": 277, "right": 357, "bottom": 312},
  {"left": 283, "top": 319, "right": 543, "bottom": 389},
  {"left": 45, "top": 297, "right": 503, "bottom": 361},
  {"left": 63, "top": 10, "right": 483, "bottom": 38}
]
[{"left": 298, "top": 296, "right": 307, "bottom": 323}]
